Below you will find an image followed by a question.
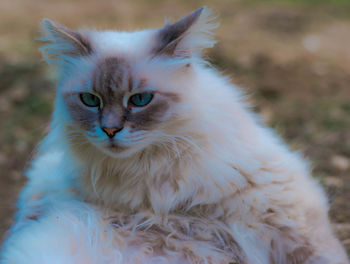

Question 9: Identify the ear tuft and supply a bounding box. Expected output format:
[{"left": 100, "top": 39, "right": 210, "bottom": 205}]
[
  {"left": 40, "top": 19, "right": 92, "bottom": 64},
  {"left": 154, "top": 7, "right": 218, "bottom": 58}
]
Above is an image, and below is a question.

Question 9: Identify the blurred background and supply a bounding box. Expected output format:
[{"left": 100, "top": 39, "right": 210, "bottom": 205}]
[{"left": 0, "top": 0, "right": 349, "bottom": 254}]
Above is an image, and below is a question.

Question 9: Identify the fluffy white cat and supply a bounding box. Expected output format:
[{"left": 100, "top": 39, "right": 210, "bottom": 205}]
[{"left": 1, "top": 7, "right": 348, "bottom": 264}]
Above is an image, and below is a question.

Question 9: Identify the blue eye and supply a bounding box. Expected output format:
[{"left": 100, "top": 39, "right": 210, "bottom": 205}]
[
  {"left": 80, "top": 93, "right": 101, "bottom": 107},
  {"left": 129, "top": 92, "right": 153, "bottom": 107}
]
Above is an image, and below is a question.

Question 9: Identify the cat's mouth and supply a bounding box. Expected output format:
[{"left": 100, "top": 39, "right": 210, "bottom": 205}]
[
  {"left": 106, "top": 142, "right": 126, "bottom": 152},
  {"left": 85, "top": 130, "right": 149, "bottom": 158},
  {"left": 100, "top": 141, "right": 145, "bottom": 159},
  {"left": 92, "top": 142, "right": 129, "bottom": 158}
]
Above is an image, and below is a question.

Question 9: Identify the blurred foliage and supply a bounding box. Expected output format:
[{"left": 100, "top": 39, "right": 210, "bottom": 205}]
[{"left": 247, "top": 0, "right": 350, "bottom": 4}]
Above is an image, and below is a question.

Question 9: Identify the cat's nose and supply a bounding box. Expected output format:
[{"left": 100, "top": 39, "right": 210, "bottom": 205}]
[{"left": 101, "top": 126, "right": 123, "bottom": 138}]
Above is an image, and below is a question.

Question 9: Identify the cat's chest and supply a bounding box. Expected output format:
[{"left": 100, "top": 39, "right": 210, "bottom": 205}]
[{"left": 106, "top": 212, "right": 244, "bottom": 264}]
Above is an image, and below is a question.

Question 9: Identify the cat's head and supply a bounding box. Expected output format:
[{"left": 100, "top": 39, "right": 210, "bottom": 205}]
[{"left": 41, "top": 7, "right": 217, "bottom": 158}]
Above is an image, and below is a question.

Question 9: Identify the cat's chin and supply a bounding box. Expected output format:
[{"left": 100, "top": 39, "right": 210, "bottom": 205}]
[{"left": 96, "top": 143, "right": 139, "bottom": 159}]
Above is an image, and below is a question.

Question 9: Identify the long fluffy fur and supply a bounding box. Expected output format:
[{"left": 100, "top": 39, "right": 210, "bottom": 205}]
[{"left": 1, "top": 7, "right": 348, "bottom": 264}]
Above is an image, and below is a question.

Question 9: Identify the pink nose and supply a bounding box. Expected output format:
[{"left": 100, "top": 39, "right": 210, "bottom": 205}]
[{"left": 101, "top": 127, "right": 122, "bottom": 138}]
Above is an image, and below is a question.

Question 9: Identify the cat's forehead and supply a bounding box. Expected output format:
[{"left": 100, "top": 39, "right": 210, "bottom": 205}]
[
  {"left": 92, "top": 57, "right": 146, "bottom": 96},
  {"left": 88, "top": 29, "right": 157, "bottom": 59}
]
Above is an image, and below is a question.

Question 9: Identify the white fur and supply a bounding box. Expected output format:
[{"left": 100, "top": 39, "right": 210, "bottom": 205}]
[{"left": 1, "top": 7, "right": 348, "bottom": 264}]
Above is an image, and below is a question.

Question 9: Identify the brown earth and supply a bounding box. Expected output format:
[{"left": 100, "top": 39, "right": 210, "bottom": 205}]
[{"left": 0, "top": 0, "right": 349, "bottom": 255}]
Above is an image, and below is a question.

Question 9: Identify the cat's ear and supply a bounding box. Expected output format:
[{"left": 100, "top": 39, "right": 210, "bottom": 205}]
[
  {"left": 153, "top": 7, "right": 217, "bottom": 58},
  {"left": 40, "top": 19, "right": 92, "bottom": 64}
]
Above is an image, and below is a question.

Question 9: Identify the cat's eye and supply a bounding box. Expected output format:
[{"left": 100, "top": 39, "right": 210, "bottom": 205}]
[
  {"left": 129, "top": 92, "right": 153, "bottom": 107},
  {"left": 80, "top": 93, "right": 101, "bottom": 108}
]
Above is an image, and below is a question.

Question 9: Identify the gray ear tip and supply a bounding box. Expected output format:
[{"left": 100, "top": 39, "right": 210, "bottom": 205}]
[
  {"left": 189, "top": 6, "right": 210, "bottom": 22},
  {"left": 41, "top": 18, "right": 57, "bottom": 30},
  {"left": 42, "top": 18, "right": 53, "bottom": 25},
  {"left": 193, "top": 6, "right": 205, "bottom": 17},
  {"left": 41, "top": 18, "right": 49, "bottom": 26}
]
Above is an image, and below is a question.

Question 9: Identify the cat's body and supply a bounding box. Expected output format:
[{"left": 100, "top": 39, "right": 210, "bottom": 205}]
[{"left": 1, "top": 7, "right": 348, "bottom": 264}]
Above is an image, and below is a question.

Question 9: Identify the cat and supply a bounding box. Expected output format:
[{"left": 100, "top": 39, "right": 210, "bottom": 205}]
[{"left": 1, "top": 7, "right": 348, "bottom": 264}]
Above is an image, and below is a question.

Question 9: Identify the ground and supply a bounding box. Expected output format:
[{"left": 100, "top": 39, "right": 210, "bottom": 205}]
[{"left": 0, "top": 0, "right": 349, "bottom": 255}]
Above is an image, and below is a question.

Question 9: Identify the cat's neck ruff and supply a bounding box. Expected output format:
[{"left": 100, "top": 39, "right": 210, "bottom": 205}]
[{"left": 68, "top": 123, "right": 249, "bottom": 216}]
